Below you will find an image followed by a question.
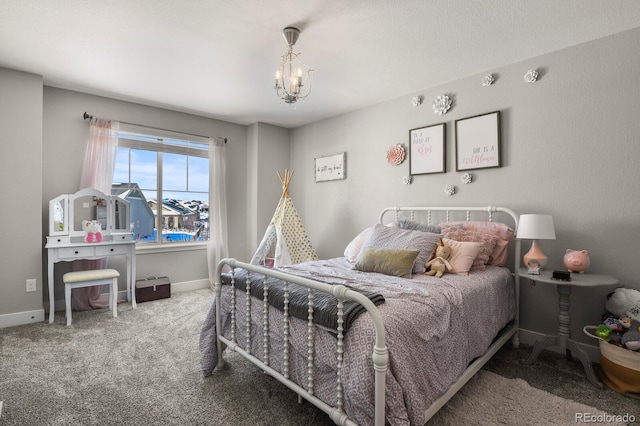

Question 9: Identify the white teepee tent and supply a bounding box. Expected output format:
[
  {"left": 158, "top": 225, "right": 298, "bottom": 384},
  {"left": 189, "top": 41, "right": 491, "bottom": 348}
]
[{"left": 250, "top": 170, "right": 318, "bottom": 267}]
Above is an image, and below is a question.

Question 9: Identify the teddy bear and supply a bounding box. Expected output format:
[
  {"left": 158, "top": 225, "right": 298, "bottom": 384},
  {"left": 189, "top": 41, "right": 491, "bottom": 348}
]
[
  {"left": 621, "top": 320, "right": 640, "bottom": 351},
  {"left": 605, "top": 287, "right": 640, "bottom": 322},
  {"left": 425, "top": 239, "right": 452, "bottom": 278},
  {"left": 82, "top": 219, "right": 103, "bottom": 243}
]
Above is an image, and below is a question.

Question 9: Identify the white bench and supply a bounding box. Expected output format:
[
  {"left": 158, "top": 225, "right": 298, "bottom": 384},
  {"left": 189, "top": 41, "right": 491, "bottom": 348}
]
[{"left": 62, "top": 269, "right": 119, "bottom": 326}]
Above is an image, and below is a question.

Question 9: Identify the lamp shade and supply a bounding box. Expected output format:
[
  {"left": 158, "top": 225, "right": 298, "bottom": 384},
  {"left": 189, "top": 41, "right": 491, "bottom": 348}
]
[{"left": 516, "top": 214, "right": 556, "bottom": 240}]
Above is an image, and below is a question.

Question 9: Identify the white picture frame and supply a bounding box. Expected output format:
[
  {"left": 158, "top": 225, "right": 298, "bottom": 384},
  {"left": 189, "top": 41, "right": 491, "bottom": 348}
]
[
  {"left": 455, "top": 111, "right": 501, "bottom": 171},
  {"left": 409, "top": 123, "right": 446, "bottom": 175},
  {"left": 314, "top": 152, "right": 346, "bottom": 182}
]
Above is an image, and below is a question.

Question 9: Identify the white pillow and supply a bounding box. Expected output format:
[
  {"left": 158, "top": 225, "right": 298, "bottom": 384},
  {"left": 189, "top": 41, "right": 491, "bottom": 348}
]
[{"left": 344, "top": 227, "right": 372, "bottom": 262}]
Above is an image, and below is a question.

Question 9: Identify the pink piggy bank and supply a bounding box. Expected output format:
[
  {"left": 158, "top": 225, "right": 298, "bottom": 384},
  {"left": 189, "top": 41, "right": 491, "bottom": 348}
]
[{"left": 563, "top": 249, "right": 590, "bottom": 273}]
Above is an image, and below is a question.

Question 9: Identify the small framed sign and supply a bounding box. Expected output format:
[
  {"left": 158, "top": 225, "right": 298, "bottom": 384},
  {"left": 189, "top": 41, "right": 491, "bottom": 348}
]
[
  {"left": 455, "top": 111, "right": 501, "bottom": 171},
  {"left": 409, "top": 123, "right": 446, "bottom": 175},
  {"left": 314, "top": 152, "right": 346, "bottom": 182}
]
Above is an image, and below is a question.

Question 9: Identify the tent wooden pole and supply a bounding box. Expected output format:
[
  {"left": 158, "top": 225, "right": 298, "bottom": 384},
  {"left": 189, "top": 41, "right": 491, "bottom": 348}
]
[{"left": 278, "top": 169, "right": 292, "bottom": 198}]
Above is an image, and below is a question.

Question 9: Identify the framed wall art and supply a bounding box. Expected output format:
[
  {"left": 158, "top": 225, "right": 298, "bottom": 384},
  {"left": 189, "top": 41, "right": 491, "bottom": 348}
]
[
  {"left": 455, "top": 111, "right": 501, "bottom": 171},
  {"left": 314, "top": 152, "right": 346, "bottom": 182},
  {"left": 409, "top": 123, "right": 446, "bottom": 175}
]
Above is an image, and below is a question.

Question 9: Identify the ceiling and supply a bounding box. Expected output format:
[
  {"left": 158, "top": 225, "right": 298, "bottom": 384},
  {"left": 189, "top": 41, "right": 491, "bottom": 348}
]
[{"left": 2, "top": 1, "right": 640, "bottom": 129}]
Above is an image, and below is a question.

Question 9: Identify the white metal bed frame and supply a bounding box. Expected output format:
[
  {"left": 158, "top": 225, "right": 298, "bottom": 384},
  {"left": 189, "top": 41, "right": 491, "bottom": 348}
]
[{"left": 213, "top": 206, "right": 521, "bottom": 426}]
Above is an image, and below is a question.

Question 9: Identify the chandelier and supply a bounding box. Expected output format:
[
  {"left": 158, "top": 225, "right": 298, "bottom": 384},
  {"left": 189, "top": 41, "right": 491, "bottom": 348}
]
[{"left": 274, "top": 27, "right": 313, "bottom": 105}]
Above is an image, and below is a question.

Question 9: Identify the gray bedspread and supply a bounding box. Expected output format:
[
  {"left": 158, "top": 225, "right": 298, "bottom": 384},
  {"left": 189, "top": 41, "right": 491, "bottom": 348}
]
[
  {"left": 200, "top": 257, "right": 515, "bottom": 426},
  {"left": 219, "top": 269, "right": 385, "bottom": 333}
]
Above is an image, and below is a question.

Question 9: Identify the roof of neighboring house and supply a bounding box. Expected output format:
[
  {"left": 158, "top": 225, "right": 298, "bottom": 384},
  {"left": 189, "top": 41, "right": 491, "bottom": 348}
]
[{"left": 111, "top": 183, "right": 155, "bottom": 217}]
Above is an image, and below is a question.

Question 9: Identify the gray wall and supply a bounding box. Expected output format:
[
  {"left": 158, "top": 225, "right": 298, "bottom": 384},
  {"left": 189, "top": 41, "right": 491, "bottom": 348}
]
[
  {"left": 246, "top": 122, "right": 291, "bottom": 256},
  {"left": 0, "top": 68, "right": 43, "bottom": 319},
  {"left": 40, "top": 87, "right": 252, "bottom": 303},
  {"left": 289, "top": 27, "right": 640, "bottom": 347}
]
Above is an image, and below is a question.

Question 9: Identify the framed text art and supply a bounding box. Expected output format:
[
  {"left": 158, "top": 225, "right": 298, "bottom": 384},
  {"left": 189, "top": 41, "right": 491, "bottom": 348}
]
[
  {"left": 314, "top": 152, "right": 346, "bottom": 182},
  {"left": 455, "top": 111, "right": 501, "bottom": 171},
  {"left": 409, "top": 123, "right": 446, "bottom": 175}
]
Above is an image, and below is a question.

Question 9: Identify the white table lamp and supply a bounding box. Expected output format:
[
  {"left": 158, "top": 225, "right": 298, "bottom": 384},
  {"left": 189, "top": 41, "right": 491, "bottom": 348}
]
[{"left": 516, "top": 214, "right": 556, "bottom": 274}]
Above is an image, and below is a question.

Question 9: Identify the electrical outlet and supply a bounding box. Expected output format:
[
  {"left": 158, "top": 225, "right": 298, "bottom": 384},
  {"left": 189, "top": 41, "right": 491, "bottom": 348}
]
[{"left": 26, "top": 279, "right": 37, "bottom": 292}]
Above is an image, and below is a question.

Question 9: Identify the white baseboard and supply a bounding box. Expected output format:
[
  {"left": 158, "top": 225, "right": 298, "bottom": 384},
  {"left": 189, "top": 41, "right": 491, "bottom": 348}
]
[
  {"left": 171, "top": 278, "right": 211, "bottom": 293},
  {"left": 54, "top": 278, "right": 212, "bottom": 310},
  {"left": 0, "top": 309, "right": 45, "bottom": 329},
  {"left": 2, "top": 279, "right": 212, "bottom": 329},
  {"left": 518, "top": 327, "right": 601, "bottom": 364}
]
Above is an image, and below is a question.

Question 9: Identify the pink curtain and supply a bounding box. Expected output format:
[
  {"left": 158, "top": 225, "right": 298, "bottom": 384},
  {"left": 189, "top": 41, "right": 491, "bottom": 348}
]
[{"left": 72, "top": 118, "right": 120, "bottom": 310}]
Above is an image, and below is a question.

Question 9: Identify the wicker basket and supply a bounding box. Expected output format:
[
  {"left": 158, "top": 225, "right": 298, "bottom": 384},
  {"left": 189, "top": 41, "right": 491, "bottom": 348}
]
[{"left": 584, "top": 326, "right": 640, "bottom": 399}]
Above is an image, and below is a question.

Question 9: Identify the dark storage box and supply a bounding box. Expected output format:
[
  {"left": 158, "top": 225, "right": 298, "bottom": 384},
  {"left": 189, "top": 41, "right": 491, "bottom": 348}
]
[{"left": 135, "top": 276, "right": 171, "bottom": 303}]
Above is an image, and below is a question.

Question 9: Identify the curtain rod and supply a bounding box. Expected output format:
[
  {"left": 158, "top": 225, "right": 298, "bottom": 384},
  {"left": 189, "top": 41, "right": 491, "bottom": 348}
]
[{"left": 83, "top": 112, "right": 227, "bottom": 144}]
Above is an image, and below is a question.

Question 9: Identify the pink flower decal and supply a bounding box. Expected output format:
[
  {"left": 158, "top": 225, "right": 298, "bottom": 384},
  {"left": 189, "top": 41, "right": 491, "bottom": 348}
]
[{"left": 386, "top": 144, "right": 405, "bottom": 165}]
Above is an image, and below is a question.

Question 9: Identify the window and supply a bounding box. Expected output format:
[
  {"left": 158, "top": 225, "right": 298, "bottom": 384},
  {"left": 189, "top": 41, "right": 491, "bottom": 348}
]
[{"left": 112, "top": 127, "right": 210, "bottom": 244}]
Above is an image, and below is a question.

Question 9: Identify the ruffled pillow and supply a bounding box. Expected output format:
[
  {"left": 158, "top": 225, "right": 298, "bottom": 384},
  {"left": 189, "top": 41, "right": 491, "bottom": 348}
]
[
  {"left": 442, "top": 225, "right": 499, "bottom": 271},
  {"left": 442, "top": 221, "right": 513, "bottom": 266},
  {"left": 354, "top": 247, "right": 420, "bottom": 278}
]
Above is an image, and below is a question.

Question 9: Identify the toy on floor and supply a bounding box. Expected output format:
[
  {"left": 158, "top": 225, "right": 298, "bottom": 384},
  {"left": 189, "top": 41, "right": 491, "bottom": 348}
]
[
  {"left": 621, "top": 320, "right": 640, "bottom": 351},
  {"left": 606, "top": 287, "right": 640, "bottom": 322},
  {"left": 595, "top": 324, "right": 611, "bottom": 342},
  {"left": 425, "top": 239, "right": 452, "bottom": 278},
  {"left": 603, "top": 317, "right": 623, "bottom": 332},
  {"left": 601, "top": 288, "right": 640, "bottom": 351}
]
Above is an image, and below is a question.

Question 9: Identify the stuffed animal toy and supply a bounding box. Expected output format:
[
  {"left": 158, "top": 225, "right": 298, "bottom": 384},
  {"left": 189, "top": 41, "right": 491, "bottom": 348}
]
[
  {"left": 82, "top": 220, "right": 103, "bottom": 243},
  {"left": 425, "top": 239, "right": 452, "bottom": 278},
  {"left": 606, "top": 287, "right": 640, "bottom": 322},
  {"left": 621, "top": 320, "right": 640, "bottom": 351}
]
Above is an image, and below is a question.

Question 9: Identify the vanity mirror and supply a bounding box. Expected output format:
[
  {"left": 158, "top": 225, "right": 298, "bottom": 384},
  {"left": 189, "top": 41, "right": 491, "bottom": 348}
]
[
  {"left": 48, "top": 188, "right": 132, "bottom": 245},
  {"left": 49, "top": 194, "right": 69, "bottom": 236}
]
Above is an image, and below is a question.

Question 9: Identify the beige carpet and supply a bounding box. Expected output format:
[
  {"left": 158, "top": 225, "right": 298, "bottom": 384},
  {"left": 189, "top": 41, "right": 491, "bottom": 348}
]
[
  {"left": 428, "top": 369, "right": 627, "bottom": 425},
  {"left": 0, "top": 289, "right": 632, "bottom": 425}
]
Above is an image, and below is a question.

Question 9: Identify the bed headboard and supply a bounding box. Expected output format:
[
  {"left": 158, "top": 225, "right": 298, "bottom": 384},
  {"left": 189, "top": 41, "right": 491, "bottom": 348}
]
[{"left": 378, "top": 206, "right": 521, "bottom": 273}]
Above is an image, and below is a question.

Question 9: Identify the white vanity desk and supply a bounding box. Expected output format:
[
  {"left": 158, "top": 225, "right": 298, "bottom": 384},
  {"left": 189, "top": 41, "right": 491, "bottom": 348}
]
[{"left": 46, "top": 188, "right": 137, "bottom": 324}]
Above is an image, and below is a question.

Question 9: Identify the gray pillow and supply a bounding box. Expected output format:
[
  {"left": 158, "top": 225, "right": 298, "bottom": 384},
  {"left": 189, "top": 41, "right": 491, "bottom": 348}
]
[
  {"left": 357, "top": 224, "right": 441, "bottom": 274},
  {"left": 395, "top": 219, "right": 441, "bottom": 234}
]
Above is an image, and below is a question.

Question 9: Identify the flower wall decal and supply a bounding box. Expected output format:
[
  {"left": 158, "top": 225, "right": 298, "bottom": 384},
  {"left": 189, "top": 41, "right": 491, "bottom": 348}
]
[
  {"left": 461, "top": 172, "right": 473, "bottom": 184},
  {"left": 482, "top": 75, "right": 494, "bottom": 87},
  {"left": 524, "top": 69, "right": 538, "bottom": 83},
  {"left": 386, "top": 144, "right": 405, "bottom": 165},
  {"left": 402, "top": 175, "right": 413, "bottom": 185},
  {"left": 432, "top": 95, "right": 452, "bottom": 115},
  {"left": 444, "top": 185, "right": 456, "bottom": 196},
  {"left": 411, "top": 96, "right": 421, "bottom": 107}
]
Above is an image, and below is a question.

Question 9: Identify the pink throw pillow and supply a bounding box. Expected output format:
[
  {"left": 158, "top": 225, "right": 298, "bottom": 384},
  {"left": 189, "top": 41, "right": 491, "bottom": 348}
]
[{"left": 442, "top": 238, "right": 481, "bottom": 276}]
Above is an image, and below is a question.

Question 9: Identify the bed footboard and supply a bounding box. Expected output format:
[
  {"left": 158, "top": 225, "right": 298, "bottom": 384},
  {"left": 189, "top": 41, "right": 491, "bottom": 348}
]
[{"left": 214, "top": 258, "right": 388, "bottom": 426}]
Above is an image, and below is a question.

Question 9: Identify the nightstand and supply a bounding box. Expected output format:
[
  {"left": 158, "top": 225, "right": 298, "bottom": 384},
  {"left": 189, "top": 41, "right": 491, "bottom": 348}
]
[{"left": 518, "top": 268, "right": 619, "bottom": 387}]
